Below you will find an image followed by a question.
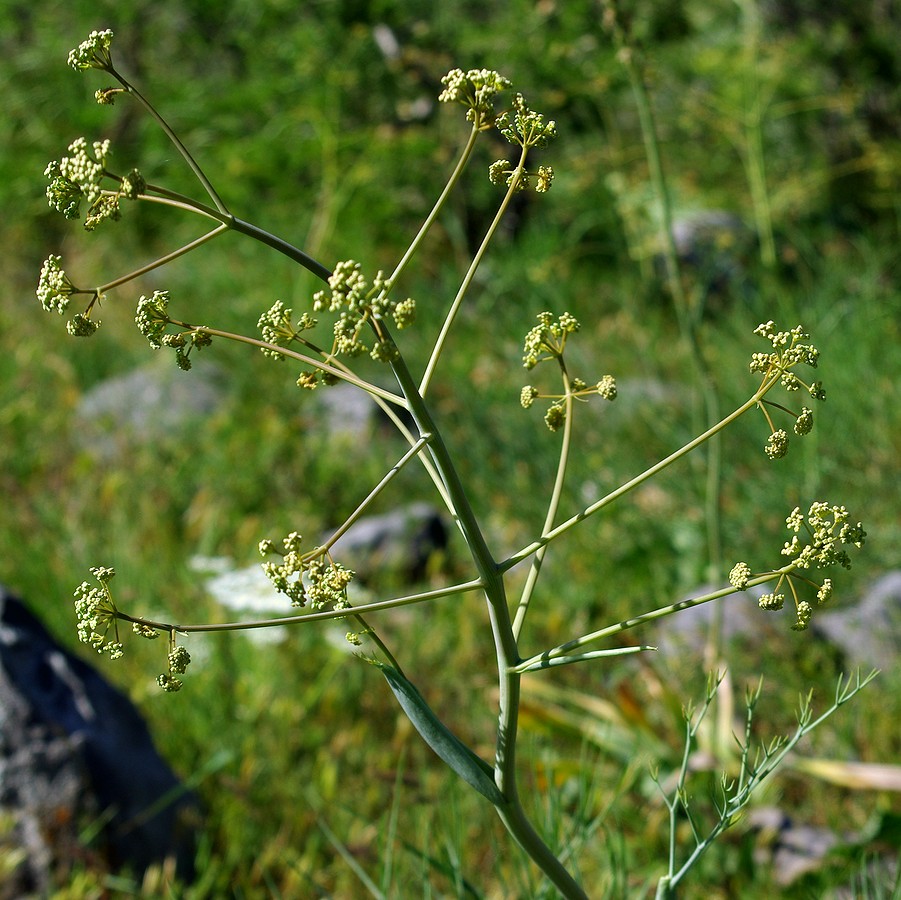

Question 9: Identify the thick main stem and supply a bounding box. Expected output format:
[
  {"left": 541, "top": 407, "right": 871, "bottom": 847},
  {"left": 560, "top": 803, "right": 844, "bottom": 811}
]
[{"left": 389, "top": 351, "right": 586, "bottom": 898}]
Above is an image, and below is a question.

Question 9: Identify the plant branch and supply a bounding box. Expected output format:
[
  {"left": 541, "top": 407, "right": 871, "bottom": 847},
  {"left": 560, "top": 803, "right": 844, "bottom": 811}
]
[
  {"left": 510, "top": 567, "right": 796, "bottom": 673},
  {"left": 117, "top": 578, "right": 485, "bottom": 635},
  {"left": 388, "top": 125, "right": 481, "bottom": 286},
  {"left": 185, "top": 325, "right": 406, "bottom": 407},
  {"left": 98, "top": 224, "right": 229, "bottom": 293},
  {"left": 512, "top": 363, "right": 575, "bottom": 640},
  {"left": 110, "top": 68, "right": 229, "bottom": 214},
  {"left": 419, "top": 149, "right": 529, "bottom": 397},
  {"left": 499, "top": 380, "right": 778, "bottom": 573},
  {"left": 319, "top": 435, "right": 433, "bottom": 553}
]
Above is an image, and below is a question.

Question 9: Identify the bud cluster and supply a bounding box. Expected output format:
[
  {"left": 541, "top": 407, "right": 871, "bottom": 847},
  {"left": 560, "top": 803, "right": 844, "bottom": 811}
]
[
  {"left": 257, "top": 300, "right": 317, "bottom": 360},
  {"left": 496, "top": 93, "right": 557, "bottom": 151},
  {"left": 438, "top": 68, "right": 511, "bottom": 127},
  {"left": 751, "top": 321, "right": 825, "bottom": 459},
  {"left": 74, "top": 566, "right": 123, "bottom": 658},
  {"left": 312, "top": 260, "right": 415, "bottom": 362},
  {"left": 520, "top": 312, "right": 617, "bottom": 431},
  {"left": 135, "top": 290, "right": 212, "bottom": 369},
  {"left": 729, "top": 501, "right": 865, "bottom": 630},
  {"left": 782, "top": 502, "right": 866, "bottom": 571},
  {"left": 158, "top": 644, "right": 192, "bottom": 693},
  {"left": 260, "top": 532, "right": 355, "bottom": 610}
]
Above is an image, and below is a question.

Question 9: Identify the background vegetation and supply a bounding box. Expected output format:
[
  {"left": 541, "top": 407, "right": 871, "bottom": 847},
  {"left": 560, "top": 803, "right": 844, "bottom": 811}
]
[{"left": 2, "top": 0, "right": 900, "bottom": 896}]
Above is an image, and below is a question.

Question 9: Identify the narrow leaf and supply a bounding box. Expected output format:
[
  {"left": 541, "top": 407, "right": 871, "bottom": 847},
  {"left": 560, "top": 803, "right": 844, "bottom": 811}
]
[{"left": 377, "top": 663, "right": 504, "bottom": 805}]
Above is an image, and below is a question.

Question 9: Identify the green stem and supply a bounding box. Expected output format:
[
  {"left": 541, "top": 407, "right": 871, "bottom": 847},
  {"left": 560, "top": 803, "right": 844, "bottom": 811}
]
[
  {"left": 510, "top": 566, "right": 796, "bottom": 673},
  {"left": 229, "top": 216, "right": 333, "bottom": 282},
  {"left": 500, "top": 381, "right": 778, "bottom": 573},
  {"left": 389, "top": 348, "right": 585, "bottom": 897},
  {"left": 350, "top": 612, "right": 404, "bottom": 672},
  {"left": 512, "top": 363, "right": 574, "bottom": 640},
  {"left": 98, "top": 224, "right": 228, "bottom": 293},
  {"left": 111, "top": 68, "right": 229, "bottom": 214},
  {"left": 388, "top": 125, "right": 481, "bottom": 286},
  {"left": 419, "top": 149, "right": 530, "bottom": 397}
]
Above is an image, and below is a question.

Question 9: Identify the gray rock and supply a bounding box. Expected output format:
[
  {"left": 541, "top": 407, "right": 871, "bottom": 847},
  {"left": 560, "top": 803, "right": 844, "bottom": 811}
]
[
  {"left": 75, "top": 359, "right": 226, "bottom": 459},
  {"left": 664, "top": 209, "right": 755, "bottom": 305},
  {"left": 0, "top": 588, "right": 199, "bottom": 891},
  {"left": 325, "top": 502, "right": 448, "bottom": 583},
  {"left": 314, "top": 381, "right": 415, "bottom": 442},
  {"left": 316, "top": 381, "right": 380, "bottom": 441},
  {"left": 748, "top": 806, "right": 847, "bottom": 886},
  {"left": 814, "top": 571, "right": 901, "bottom": 669}
]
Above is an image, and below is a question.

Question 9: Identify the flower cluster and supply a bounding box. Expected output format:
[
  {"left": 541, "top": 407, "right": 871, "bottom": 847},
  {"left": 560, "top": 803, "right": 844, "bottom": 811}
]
[
  {"left": 729, "top": 501, "right": 865, "bottom": 630},
  {"left": 257, "top": 300, "right": 317, "bottom": 360},
  {"left": 438, "top": 68, "right": 511, "bottom": 127},
  {"left": 522, "top": 311, "right": 580, "bottom": 369},
  {"left": 135, "top": 291, "right": 171, "bottom": 348},
  {"left": 782, "top": 502, "right": 866, "bottom": 571},
  {"left": 45, "top": 137, "right": 143, "bottom": 230},
  {"left": 36, "top": 255, "right": 78, "bottom": 315},
  {"left": 68, "top": 29, "right": 114, "bottom": 72},
  {"left": 488, "top": 159, "right": 555, "bottom": 193},
  {"left": 135, "top": 291, "right": 212, "bottom": 369},
  {"left": 312, "top": 260, "right": 415, "bottom": 362},
  {"left": 520, "top": 313, "right": 616, "bottom": 431},
  {"left": 158, "top": 643, "right": 191, "bottom": 693},
  {"left": 45, "top": 138, "right": 109, "bottom": 220},
  {"left": 496, "top": 93, "right": 557, "bottom": 150},
  {"left": 751, "top": 321, "right": 822, "bottom": 393},
  {"left": 260, "top": 532, "right": 355, "bottom": 610},
  {"left": 74, "top": 566, "right": 123, "bottom": 658},
  {"left": 751, "top": 322, "right": 825, "bottom": 459}
]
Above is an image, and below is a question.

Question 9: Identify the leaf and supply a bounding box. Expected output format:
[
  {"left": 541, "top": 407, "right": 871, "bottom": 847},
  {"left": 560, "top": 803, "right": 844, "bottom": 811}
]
[{"left": 377, "top": 663, "right": 504, "bottom": 805}]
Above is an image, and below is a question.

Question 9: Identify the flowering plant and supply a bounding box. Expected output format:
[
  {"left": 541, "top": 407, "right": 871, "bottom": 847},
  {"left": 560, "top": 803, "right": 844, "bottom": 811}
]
[{"left": 38, "top": 32, "right": 871, "bottom": 897}]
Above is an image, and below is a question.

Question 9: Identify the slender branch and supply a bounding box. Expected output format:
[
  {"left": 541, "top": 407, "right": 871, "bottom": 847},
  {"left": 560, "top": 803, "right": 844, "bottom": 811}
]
[
  {"left": 185, "top": 325, "right": 407, "bottom": 407},
  {"left": 118, "top": 578, "right": 485, "bottom": 634},
  {"left": 97, "top": 224, "right": 229, "bottom": 293},
  {"left": 515, "top": 645, "right": 655, "bottom": 673},
  {"left": 388, "top": 125, "right": 481, "bottom": 285},
  {"left": 512, "top": 364, "right": 574, "bottom": 640},
  {"left": 319, "top": 435, "right": 432, "bottom": 552},
  {"left": 110, "top": 68, "right": 229, "bottom": 214},
  {"left": 137, "top": 184, "right": 228, "bottom": 221},
  {"left": 500, "top": 380, "right": 779, "bottom": 573},
  {"left": 419, "top": 148, "right": 530, "bottom": 397},
  {"left": 509, "top": 566, "right": 796, "bottom": 673}
]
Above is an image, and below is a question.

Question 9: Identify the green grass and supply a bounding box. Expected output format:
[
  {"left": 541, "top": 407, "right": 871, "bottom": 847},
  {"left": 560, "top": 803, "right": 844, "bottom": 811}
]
[{"left": 3, "top": 1, "right": 901, "bottom": 896}]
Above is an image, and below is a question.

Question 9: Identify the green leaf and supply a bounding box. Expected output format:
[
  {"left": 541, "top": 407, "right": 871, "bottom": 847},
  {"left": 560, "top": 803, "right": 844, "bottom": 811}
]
[{"left": 377, "top": 663, "right": 504, "bottom": 806}]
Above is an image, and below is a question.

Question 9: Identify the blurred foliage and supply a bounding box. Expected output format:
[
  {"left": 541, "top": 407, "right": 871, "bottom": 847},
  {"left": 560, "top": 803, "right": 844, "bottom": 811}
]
[{"left": 2, "top": 0, "right": 900, "bottom": 896}]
